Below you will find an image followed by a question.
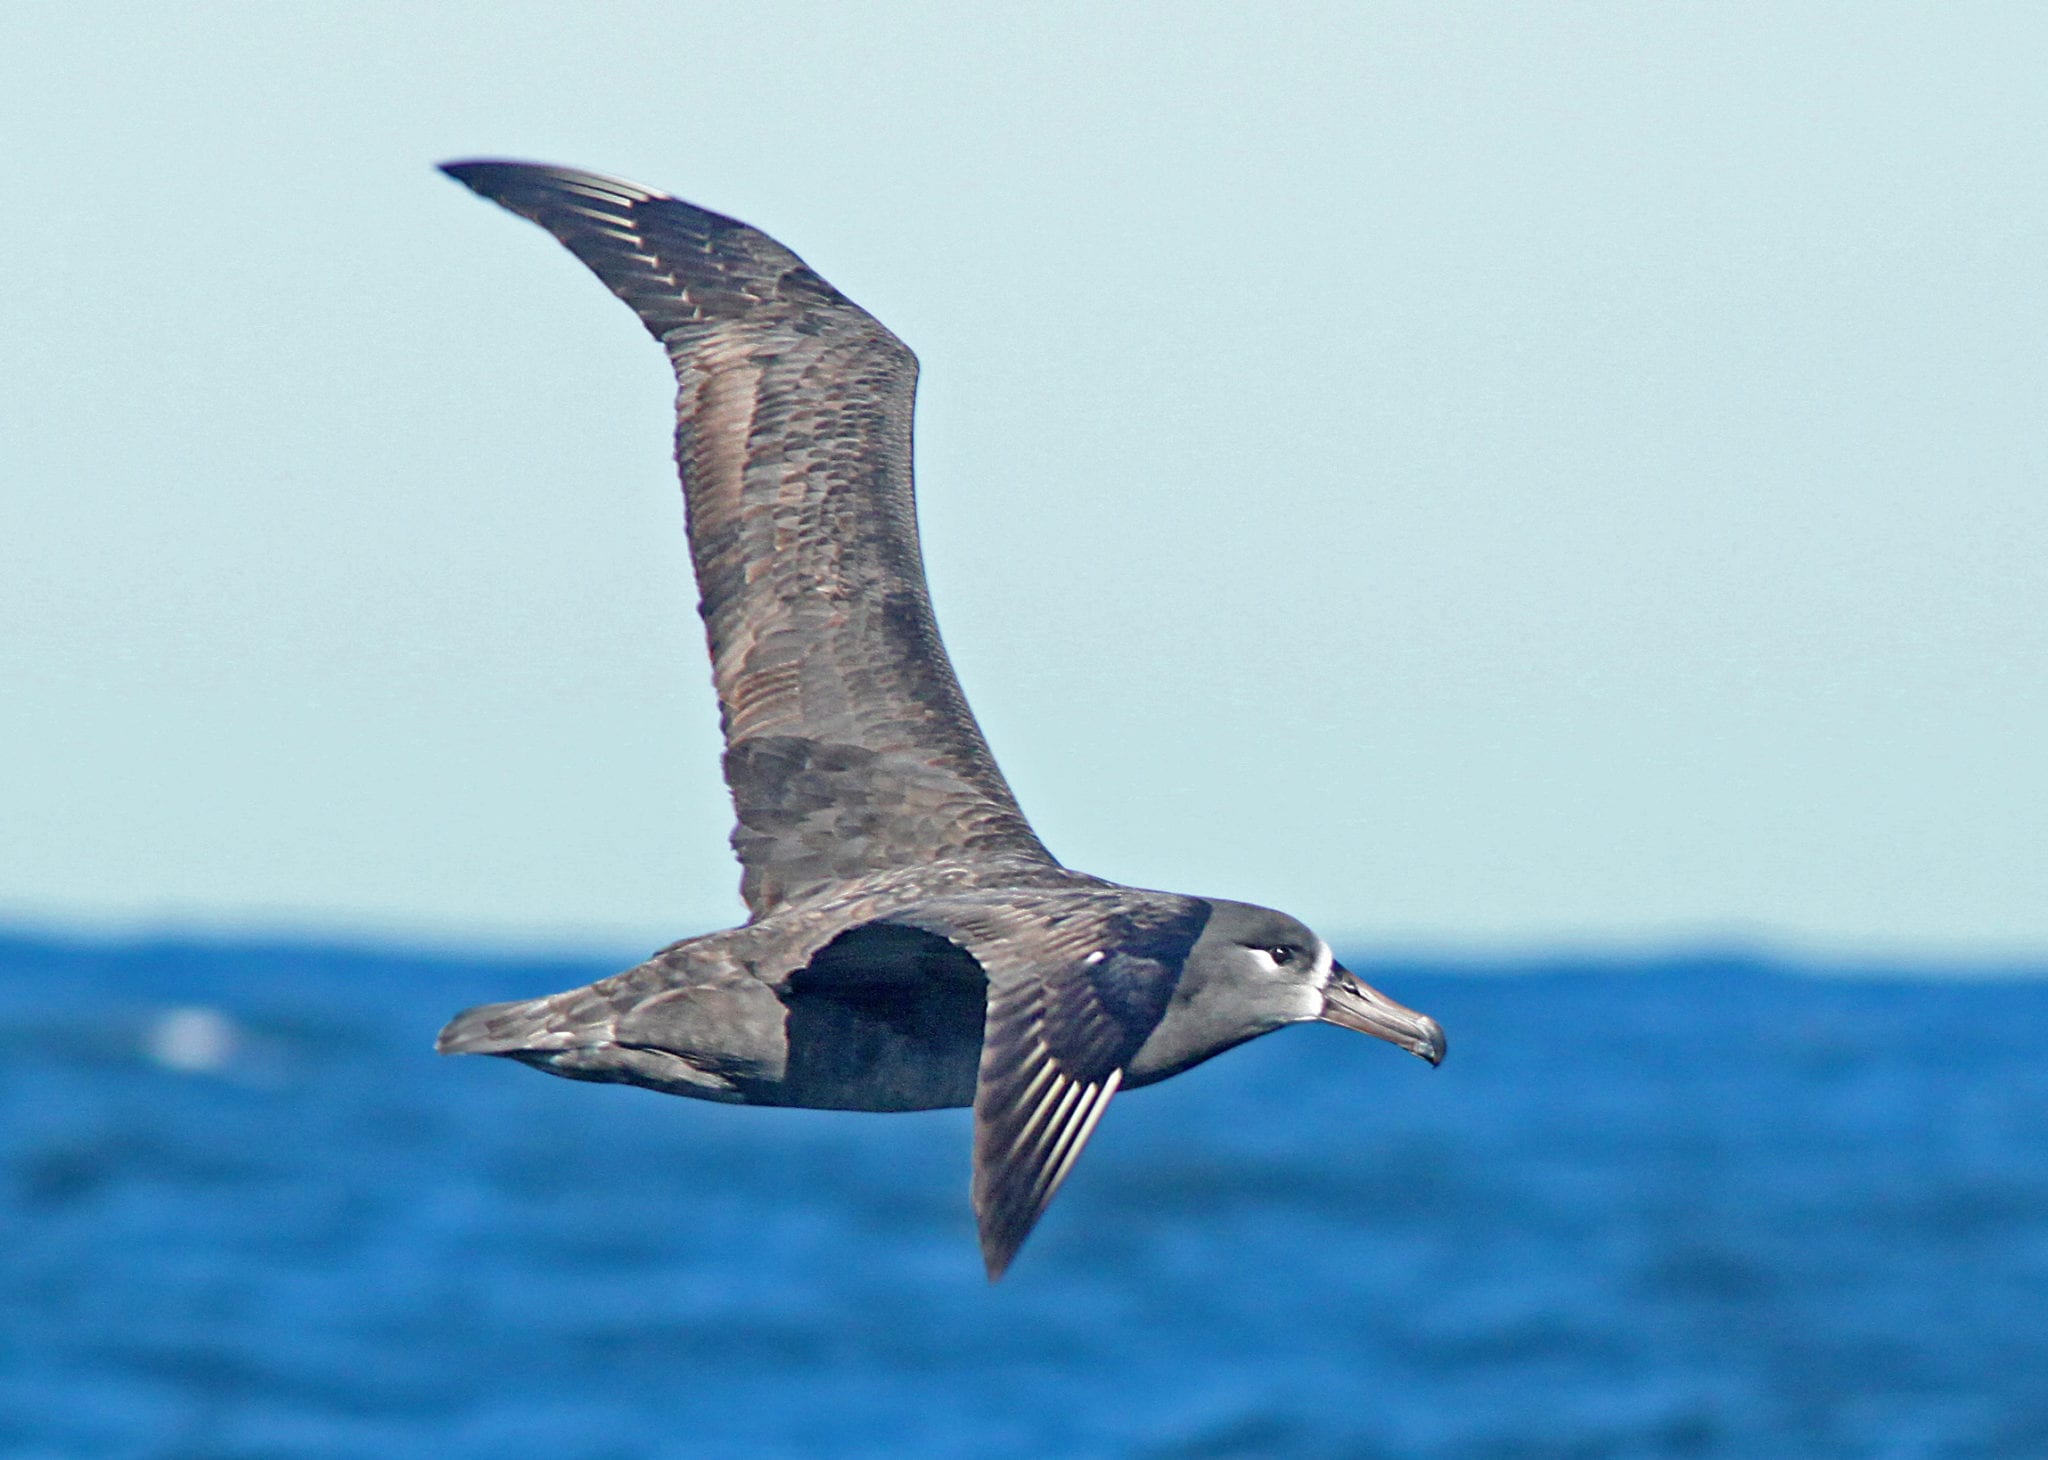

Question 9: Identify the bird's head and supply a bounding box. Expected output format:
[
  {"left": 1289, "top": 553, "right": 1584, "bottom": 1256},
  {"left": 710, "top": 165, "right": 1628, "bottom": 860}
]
[
  {"left": 1199, "top": 900, "right": 1445, "bottom": 1062},
  {"left": 1131, "top": 899, "right": 1445, "bottom": 1081}
]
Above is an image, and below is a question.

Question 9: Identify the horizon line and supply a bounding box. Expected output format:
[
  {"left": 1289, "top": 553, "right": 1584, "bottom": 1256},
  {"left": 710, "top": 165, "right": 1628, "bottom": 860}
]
[{"left": 2, "top": 911, "right": 2042, "bottom": 981}]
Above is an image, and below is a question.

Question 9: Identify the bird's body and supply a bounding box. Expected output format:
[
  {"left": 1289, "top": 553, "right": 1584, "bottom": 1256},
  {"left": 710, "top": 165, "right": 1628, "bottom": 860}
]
[
  {"left": 437, "top": 161, "right": 1443, "bottom": 1277},
  {"left": 449, "top": 856, "right": 1079, "bottom": 1113}
]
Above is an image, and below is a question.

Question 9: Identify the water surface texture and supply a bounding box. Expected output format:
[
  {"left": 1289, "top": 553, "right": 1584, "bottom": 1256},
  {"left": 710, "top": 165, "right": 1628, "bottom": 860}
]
[{"left": 4, "top": 934, "right": 2045, "bottom": 1458}]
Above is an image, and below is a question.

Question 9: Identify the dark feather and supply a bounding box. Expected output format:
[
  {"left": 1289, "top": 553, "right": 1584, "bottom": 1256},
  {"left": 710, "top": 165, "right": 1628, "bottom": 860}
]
[
  {"left": 893, "top": 891, "right": 1212, "bottom": 1277},
  {"left": 441, "top": 161, "right": 1053, "bottom": 918}
]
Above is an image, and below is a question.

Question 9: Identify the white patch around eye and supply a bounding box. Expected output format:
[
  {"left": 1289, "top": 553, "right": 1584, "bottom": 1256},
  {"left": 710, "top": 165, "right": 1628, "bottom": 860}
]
[
  {"left": 1081, "top": 950, "right": 1105, "bottom": 966},
  {"left": 1245, "top": 946, "right": 1321, "bottom": 1022}
]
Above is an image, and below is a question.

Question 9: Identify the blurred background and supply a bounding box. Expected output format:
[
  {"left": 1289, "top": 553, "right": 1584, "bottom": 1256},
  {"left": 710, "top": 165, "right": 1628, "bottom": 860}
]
[{"left": 3, "top": 4, "right": 2044, "bottom": 1456}]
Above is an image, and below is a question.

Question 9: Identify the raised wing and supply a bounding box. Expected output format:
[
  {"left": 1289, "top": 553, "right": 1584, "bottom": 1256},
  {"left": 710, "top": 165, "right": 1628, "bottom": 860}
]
[
  {"left": 443, "top": 161, "right": 1054, "bottom": 918},
  {"left": 895, "top": 890, "right": 1214, "bottom": 1279}
]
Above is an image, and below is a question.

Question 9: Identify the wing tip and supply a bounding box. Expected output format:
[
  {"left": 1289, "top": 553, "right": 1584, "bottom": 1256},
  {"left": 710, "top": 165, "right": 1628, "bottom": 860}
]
[
  {"left": 973, "top": 1168, "right": 1035, "bottom": 1283},
  {"left": 437, "top": 157, "right": 665, "bottom": 204},
  {"left": 437, "top": 157, "right": 531, "bottom": 199},
  {"left": 971, "top": 1068, "right": 1124, "bottom": 1283},
  {"left": 976, "top": 1200, "right": 1033, "bottom": 1282}
]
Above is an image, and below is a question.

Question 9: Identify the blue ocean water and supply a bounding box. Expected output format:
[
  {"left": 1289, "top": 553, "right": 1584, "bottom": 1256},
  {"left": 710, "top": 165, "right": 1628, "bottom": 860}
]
[{"left": 3, "top": 933, "right": 2046, "bottom": 1459}]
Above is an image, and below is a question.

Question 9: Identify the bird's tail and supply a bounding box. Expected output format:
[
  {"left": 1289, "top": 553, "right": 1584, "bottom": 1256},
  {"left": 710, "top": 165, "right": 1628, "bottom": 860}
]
[
  {"left": 435, "top": 995, "right": 580, "bottom": 1056},
  {"left": 435, "top": 983, "right": 745, "bottom": 1101}
]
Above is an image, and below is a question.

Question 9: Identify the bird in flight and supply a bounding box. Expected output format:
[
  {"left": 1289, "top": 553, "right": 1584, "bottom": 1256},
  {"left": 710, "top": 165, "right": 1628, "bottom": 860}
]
[{"left": 436, "top": 160, "right": 1445, "bottom": 1279}]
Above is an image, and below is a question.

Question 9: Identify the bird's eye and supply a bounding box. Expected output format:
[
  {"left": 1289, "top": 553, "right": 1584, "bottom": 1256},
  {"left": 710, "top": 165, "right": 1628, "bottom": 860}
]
[{"left": 1267, "top": 945, "right": 1298, "bottom": 966}]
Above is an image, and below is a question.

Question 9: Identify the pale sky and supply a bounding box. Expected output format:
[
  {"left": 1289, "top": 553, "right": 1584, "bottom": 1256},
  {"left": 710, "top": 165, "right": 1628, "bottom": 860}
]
[{"left": 3, "top": 4, "right": 2043, "bottom": 959}]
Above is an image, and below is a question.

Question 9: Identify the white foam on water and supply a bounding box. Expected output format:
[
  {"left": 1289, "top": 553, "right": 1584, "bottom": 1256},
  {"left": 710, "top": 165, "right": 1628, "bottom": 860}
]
[{"left": 145, "top": 1006, "right": 239, "bottom": 1073}]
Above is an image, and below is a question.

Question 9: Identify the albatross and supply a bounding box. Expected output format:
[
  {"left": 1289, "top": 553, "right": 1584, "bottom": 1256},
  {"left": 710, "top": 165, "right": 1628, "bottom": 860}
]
[{"left": 435, "top": 160, "right": 1445, "bottom": 1279}]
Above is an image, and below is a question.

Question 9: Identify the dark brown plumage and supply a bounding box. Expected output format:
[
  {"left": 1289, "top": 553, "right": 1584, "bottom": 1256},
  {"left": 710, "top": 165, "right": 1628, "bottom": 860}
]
[
  {"left": 441, "top": 161, "right": 1048, "bottom": 920},
  {"left": 436, "top": 161, "right": 1443, "bottom": 1279}
]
